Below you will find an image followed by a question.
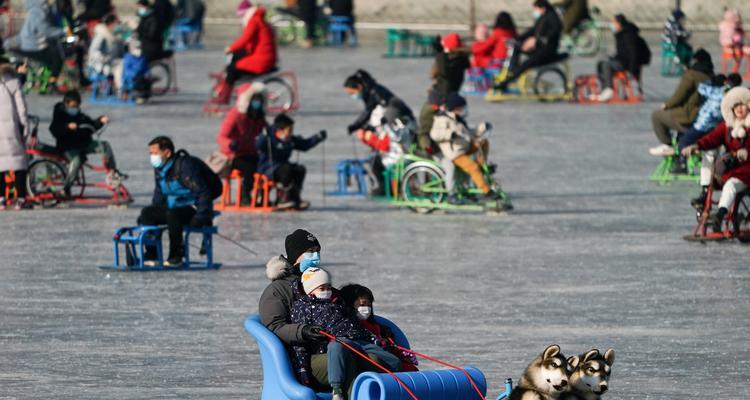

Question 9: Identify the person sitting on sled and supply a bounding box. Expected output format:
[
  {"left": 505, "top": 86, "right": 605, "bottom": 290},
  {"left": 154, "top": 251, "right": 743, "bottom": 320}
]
[
  {"left": 430, "top": 93, "right": 500, "bottom": 204},
  {"left": 682, "top": 86, "right": 750, "bottom": 231},
  {"left": 339, "top": 283, "right": 419, "bottom": 372},
  {"left": 343, "top": 69, "right": 415, "bottom": 195},
  {"left": 256, "top": 113, "right": 326, "bottom": 210},
  {"left": 211, "top": 3, "right": 277, "bottom": 104},
  {"left": 291, "top": 267, "right": 402, "bottom": 400},
  {"left": 49, "top": 90, "right": 127, "bottom": 197}
]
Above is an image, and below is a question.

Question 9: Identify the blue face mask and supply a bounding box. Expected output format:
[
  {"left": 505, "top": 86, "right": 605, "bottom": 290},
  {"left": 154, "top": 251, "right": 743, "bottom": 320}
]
[
  {"left": 299, "top": 251, "right": 320, "bottom": 273},
  {"left": 137, "top": 8, "right": 151, "bottom": 17},
  {"left": 250, "top": 99, "right": 263, "bottom": 110},
  {"left": 350, "top": 92, "right": 362, "bottom": 100},
  {"left": 150, "top": 154, "right": 163, "bottom": 169},
  {"left": 532, "top": 10, "right": 542, "bottom": 20},
  {"left": 66, "top": 107, "right": 79, "bottom": 116}
]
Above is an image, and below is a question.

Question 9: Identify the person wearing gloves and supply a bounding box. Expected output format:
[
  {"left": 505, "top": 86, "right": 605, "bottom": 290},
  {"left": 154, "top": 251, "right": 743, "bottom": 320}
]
[
  {"left": 682, "top": 87, "right": 750, "bottom": 231},
  {"left": 259, "top": 230, "right": 369, "bottom": 399},
  {"left": 343, "top": 69, "right": 414, "bottom": 136},
  {"left": 137, "top": 136, "right": 219, "bottom": 267},
  {"left": 430, "top": 93, "right": 498, "bottom": 203}
]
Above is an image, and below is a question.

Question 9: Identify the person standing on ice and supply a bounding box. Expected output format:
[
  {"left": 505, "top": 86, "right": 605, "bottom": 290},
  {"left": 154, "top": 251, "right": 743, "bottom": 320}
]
[{"left": 259, "top": 229, "right": 366, "bottom": 397}]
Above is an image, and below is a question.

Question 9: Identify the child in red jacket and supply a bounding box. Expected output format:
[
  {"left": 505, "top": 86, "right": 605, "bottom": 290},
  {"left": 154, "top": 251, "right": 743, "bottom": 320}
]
[
  {"left": 339, "top": 284, "right": 419, "bottom": 372},
  {"left": 470, "top": 11, "right": 517, "bottom": 68}
]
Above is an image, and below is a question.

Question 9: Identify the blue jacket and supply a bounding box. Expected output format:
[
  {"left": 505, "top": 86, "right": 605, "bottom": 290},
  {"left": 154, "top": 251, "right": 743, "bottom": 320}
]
[
  {"left": 122, "top": 53, "right": 149, "bottom": 89},
  {"left": 256, "top": 128, "right": 324, "bottom": 176},
  {"left": 152, "top": 152, "right": 213, "bottom": 220},
  {"left": 18, "top": 0, "right": 64, "bottom": 51},
  {"left": 290, "top": 290, "right": 377, "bottom": 374},
  {"left": 693, "top": 82, "right": 726, "bottom": 132}
]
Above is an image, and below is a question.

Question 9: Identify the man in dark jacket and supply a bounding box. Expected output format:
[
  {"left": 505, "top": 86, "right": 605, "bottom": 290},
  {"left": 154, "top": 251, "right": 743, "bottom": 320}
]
[
  {"left": 136, "top": 0, "right": 170, "bottom": 62},
  {"left": 256, "top": 114, "right": 326, "bottom": 210},
  {"left": 595, "top": 14, "right": 649, "bottom": 102},
  {"left": 258, "top": 230, "right": 365, "bottom": 396},
  {"left": 343, "top": 69, "right": 414, "bottom": 135},
  {"left": 49, "top": 90, "right": 125, "bottom": 195},
  {"left": 138, "top": 136, "right": 215, "bottom": 267},
  {"left": 649, "top": 49, "right": 713, "bottom": 156},
  {"left": 495, "top": 0, "right": 563, "bottom": 91}
]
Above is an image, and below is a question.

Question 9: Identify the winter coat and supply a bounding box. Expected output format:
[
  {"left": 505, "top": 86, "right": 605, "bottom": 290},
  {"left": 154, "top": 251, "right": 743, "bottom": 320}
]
[
  {"left": 87, "top": 23, "right": 123, "bottom": 75},
  {"left": 327, "top": 0, "right": 352, "bottom": 17},
  {"left": 217, "top": 85, "right": 267, "bottom": 158},
  {"left": 290, "top": 293, "right": 377, "bottom": 372},
  {"left": 553, "top": 0, "right": 590, "bottom": 34},
  {"left": 256, "top": 128, "right": 324, "bottom": 176},
  {"left": 663, "top": 60, "right": 713, "bottom": 126},
  {"left": 177, "top": 0, "right": 205, "bottom": 23},
  {"left": 517, "top": 8, "right": 562, "bottom": 58},
  {"left": 153, "top": 0, "right": 176, "bottom": 35},
  {"left": 49, "top": 102, "right": 103, "bottom": 152},
  {"left": 18, "top": 0, "right": 64, "bottom": 51},
  {"left": 0, "top": 69, "right": 29, "bottom": 172},
  {"left": 471, "top": 27, "right": 516, "bottom": 68},
  {"left": 429, "top": 110, "right": 487, "bottom": 161},
  {"left": 417, "top": 101, "right": 438, "bottom": 152},
  {"left": 697, "top": 87, "right": 750, "bottom": 185},
  {"left": 613, "top": 21, "right": 649, "bottom": 79},
  {"left": 258, "top": 255, "right": 306, "bottom": 345},
  {"left": 360, "top": 108, "right": 411, "bottom": 167},
  {"left": 692, "top": 82, "right": 726, "bottom": 132},
  {"left": 122, "top": 52, "right": 149, "bottom": 89},
  {"left": 662, "top": 13, "right": 690, "bottom": 45},
  {"left": 228, "top": 7, "right": 278, "bottom": 75},
  {"left": 719, "top": 9, "right": 744, "bottom": 48},
  {"left": 348, "top": 71, "right": 414, "bottom": 133},
  {"left": 136, "top": 12, "right": 166, "bottom": 62},
  {"left": 152, "top": 151, "right": 214, "bottom": 220},
  {"left": 433, "top": 51, "right": 470, "bottom": 95}
]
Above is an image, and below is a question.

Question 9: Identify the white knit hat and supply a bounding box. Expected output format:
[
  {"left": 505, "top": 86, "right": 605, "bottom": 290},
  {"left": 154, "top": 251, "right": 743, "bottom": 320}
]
[{"left": 301, "top": 267, "right": 331, "bottom": 294}]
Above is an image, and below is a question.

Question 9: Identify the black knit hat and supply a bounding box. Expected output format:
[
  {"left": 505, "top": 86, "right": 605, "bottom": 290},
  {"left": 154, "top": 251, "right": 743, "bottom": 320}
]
[
  {"left": 445, "top": 92, "right": 467, "bottom": 111},
  {"left": 285, "top": 229, "right": 320, "bottom": 265}
]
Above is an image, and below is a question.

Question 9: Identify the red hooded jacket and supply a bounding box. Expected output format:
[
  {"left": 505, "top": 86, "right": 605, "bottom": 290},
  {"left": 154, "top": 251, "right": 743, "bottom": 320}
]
[
  {"left": 697, "top": 121, "right": 750, "bottom": 185},
  {"left": 471, "top": 28, "right": 516, "bottom": 68},
  {"left": 228, "top": 7, "right": 278, "bottom": 74}
]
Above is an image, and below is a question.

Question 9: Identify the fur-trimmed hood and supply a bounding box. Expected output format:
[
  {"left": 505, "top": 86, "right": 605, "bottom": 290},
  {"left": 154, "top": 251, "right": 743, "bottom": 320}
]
[
  {"left": 236, "top": 81, "right": 265, "bottom": 112},
  {"left": 265, "top": 255, "right": 293, "bottom": 281},
  {"left": 721, "top": 86, "right": 750, "bottom": 138}
]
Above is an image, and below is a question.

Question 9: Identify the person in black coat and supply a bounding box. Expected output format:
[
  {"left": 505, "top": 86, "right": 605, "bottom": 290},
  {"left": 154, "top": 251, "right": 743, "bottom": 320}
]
[
  {"left": 135, "top": 0, "right": 171, "bottom": 62},
  {"left": 298, "top": 0, "right": 317, "bottom": 48},
  {"left": 496, "top": 0, "right": 562, "bottom": 90},
  {"left": 49, "top": 90, "right": 125, "bottom": 194},
  {"left": 76, "top": 0, "right": 112, "bottom": 22},
  {"left": 343, "top": 69, "right": 414, "bottom": 134},
  {"left": 595, "top": 14, "right": 650, "bottom": 102}
]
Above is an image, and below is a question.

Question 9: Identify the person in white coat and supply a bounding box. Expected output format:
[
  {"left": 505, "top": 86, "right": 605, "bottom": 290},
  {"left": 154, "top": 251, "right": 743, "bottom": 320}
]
[{"left": 0, "top": 57, "right": 30, "bottom": 210}]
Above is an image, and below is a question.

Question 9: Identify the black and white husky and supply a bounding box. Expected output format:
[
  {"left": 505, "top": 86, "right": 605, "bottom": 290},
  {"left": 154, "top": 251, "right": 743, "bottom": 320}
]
[
  {"left": 509, "top": 344, "right": 571, "bottom": 400},
  {"left": 564, "top": 349, "right": 615, "bottom": 400}
]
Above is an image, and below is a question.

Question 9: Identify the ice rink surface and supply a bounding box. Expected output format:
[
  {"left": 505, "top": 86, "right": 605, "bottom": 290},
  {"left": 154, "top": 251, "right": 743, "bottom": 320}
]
[{"left": 1, "top": 42, "right": 749, "bottom": 399}]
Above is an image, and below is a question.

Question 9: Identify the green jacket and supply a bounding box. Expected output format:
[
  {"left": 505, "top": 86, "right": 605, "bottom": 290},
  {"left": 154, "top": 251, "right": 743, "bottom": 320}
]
[
  {"left": 664, "top": 66, "right": 712, "bottom": 126},
  {"left": 417, "top": 102, "right": 437, "bottom": 151}
]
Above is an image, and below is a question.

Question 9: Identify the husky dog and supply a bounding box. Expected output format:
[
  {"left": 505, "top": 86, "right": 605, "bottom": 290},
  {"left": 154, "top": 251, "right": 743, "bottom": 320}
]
[
  {"left": 564, "top": 349, "right": 615, "bottom": 400},
  {"left": 509, "top": 344, "right": 571, "bottom": 400}
]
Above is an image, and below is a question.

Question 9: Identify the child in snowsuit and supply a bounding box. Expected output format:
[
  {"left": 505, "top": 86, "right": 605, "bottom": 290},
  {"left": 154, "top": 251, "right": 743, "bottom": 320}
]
[
  {"left": 719, "top": 8, "right": 747, "bottom": 57},
  {"left": 291, "top": 268, "right": 401, "bottom": 400},
  {"left": 256, "top": 113, "right": 326, "bottom": 210},
  {"left": 49, "top": 90, "right": 126, "bottom": 196},
  {"left": 121, "top": 39, "right": 151, "bottom": 103},
  {"left": 339, "top": 283, "right": 419, "bottom": 372},
  {"left": 662, "top": 9, "right": 692, "bottom": 65},
  {"left": 430, "top": 93, "right": 497, "bottom": 204}
]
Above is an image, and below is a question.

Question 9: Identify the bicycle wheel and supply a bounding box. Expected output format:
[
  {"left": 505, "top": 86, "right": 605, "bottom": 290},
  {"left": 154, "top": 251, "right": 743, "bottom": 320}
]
[
  {"left": 27, "top": 159, "right": 66, "bottom": 207},
  {"left": 534, "top": 67, "right": 568, "bottom": 101},
  {"left": 401, "top": 164, "right": 445, "bottom": 214},
  {"left": 263, "top": 76, "right": 295, "bottom": 112},
  {"left": 732, "top": 191, "right": 750, "bottom": 243},
  {"left": 149, "top": 61, "right": 172, "bottom": 96},
  {"left": 573, "top": 26, "right": 601, "bottom": 56},
  {"left": 272, "top": 16, "right": 298, "bottom": 45}
]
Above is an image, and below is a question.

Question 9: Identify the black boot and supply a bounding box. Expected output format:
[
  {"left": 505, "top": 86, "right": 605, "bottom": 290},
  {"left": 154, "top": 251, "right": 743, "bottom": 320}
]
[
  {"left": 690, "top": 186, "right": 709, "bottom": 210},
  {"left": 671, "top": 155, "right": 688, "bottom": 174},
  {"left": 707, "top": 207, "right": 728, "bottom": 232}
]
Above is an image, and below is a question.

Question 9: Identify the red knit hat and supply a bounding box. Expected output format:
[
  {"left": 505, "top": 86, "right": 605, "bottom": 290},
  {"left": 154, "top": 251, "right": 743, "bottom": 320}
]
[{"left": 442, "top": 33, "right": 462, "bottom": 51}]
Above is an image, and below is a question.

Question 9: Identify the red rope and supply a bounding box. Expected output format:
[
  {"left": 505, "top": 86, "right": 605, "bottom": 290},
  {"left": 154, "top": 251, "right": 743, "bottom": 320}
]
[
  {"left": 318, "top": 331, "right": 419, "bottom": 400},
  {"left": 390, "top": 341, "right": 486, "bottom": 400}
]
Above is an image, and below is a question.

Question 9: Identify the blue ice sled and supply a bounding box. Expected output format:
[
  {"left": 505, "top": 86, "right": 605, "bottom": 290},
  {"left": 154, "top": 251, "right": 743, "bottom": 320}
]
[
  {"left": 244, "top": 314, "right": 490, "bottom": 400},
  {"left": 99, "top": 225, "right": 221, "bottom": 271},
  {"left": 327, "top": 159, "right": 369, "bottom": 196}
]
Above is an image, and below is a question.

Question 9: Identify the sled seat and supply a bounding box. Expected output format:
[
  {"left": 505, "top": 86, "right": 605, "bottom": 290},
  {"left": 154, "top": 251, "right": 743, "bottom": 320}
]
[{"left": 244, "top": 314, "right": 487, "bottom": 400}]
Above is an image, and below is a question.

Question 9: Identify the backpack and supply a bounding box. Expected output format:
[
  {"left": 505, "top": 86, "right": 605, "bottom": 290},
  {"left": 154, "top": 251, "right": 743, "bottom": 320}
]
[
  {"left": 173, "top": 149, "right": 223, "bottom": 199},
  {"left": 637, "top": 36, "right": 651, "bottom": 66}
]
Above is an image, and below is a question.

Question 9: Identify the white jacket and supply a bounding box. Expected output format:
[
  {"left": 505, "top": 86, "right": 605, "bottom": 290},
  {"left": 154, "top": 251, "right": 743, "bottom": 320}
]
[{"left": 429, "top": 111, "right": 487, "bottom": 161}]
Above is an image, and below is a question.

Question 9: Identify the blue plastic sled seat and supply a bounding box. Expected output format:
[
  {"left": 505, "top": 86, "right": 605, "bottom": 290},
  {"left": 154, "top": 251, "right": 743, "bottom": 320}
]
[{"left": 244, "top": 314, "right": 487, "bottom": 400}]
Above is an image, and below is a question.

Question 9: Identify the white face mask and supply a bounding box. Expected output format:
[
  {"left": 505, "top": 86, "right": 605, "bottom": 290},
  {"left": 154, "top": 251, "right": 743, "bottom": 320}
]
[
  {"left": 315, "top": 290, "right": 332, "bottom": 300},
  {"left": 356, "top": 306, "right": 372, "bottom": 320}
]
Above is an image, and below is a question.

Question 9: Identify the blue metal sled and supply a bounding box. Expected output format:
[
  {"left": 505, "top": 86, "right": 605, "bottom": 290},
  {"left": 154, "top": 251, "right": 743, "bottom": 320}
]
[
  {"left": 244, "top": 314, "right": 491, "bottom": 400},
  {"left": 327, "top": 159, "right": 369, "bottom": 196},
  {"left": 99, "top": 225, "right": 221, "bottom": 271}
]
